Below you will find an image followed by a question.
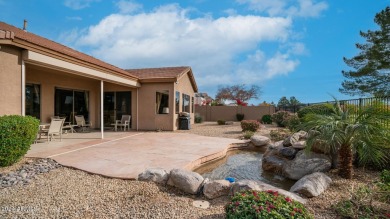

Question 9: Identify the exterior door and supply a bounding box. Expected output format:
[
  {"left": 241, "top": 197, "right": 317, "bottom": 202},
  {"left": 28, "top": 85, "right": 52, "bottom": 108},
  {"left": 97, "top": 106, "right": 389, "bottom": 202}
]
[{"left": 104, "top": 91, "right": 131, "bottom": 127}]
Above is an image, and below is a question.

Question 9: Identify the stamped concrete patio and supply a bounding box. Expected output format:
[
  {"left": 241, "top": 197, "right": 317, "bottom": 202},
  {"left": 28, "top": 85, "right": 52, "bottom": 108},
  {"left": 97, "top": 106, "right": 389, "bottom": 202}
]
[{"left": 27, "top": 131, "right": 245, "bottom": 179}]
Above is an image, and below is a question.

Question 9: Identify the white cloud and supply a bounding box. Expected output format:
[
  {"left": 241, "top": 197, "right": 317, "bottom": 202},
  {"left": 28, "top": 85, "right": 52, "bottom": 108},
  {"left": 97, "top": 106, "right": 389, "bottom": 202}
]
[
  {"left": 116, "top": 0, "right": 142, "bottom": 14},
  {"left": 69, "top": 4, "right": 302, "bottom": 88},
  {"left": 64, "top": 0, "right": 99, "bottom": 10},
  {"left": 237, "top": 0, "right": 328, "bottom": 18}
]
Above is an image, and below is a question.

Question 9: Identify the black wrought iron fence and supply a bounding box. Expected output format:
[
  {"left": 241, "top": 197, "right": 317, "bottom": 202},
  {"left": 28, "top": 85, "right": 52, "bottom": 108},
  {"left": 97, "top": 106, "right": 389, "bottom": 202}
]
[{"left": 305, "top": 96, "right": 390, "bottom": 128}]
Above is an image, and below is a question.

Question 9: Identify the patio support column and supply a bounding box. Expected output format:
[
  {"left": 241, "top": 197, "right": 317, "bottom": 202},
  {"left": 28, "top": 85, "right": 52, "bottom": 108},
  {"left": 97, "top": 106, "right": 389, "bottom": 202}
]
[
  {"left": 136, "top": 88, "right": 139, "bottom": 131},
  {"left": 101, "top": 80, "right": 104, "bottom": 139},
  {"left": 21, "top": 59, "right": 25, "bottom": 116}
]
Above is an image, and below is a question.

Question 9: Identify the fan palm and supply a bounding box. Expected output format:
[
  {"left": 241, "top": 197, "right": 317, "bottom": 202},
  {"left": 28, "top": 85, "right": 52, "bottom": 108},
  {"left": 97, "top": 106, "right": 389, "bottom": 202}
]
[{"left": 301, "top": 100, "right": 390, "bottom": 179}]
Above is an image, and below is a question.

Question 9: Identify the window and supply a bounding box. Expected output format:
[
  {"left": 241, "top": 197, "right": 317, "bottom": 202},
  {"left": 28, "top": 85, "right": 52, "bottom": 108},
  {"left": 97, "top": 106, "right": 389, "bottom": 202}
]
[
  {"left": 182, "top": 93, "right": 190, "bottom": 113},
  {"left": 25, "top": 84, "right": 40, "bottom": 119},
  {"left": 156, "top": 91, "right": 169, "bottom": 114},
  {"left": 55, "top": 88, "right": 89, "bottom": 124},
  {"left": 192, "top": 96, "right": 194, "bottom": 113},
  {"left": 175, "top": 91, "right": 180, "bottom": 114}
]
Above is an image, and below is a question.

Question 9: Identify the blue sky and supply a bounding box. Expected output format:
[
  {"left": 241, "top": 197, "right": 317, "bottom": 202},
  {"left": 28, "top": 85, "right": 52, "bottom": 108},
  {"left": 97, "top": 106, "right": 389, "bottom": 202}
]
[{"left": 1, "top": 0, "right": 388, "bottom": 104}]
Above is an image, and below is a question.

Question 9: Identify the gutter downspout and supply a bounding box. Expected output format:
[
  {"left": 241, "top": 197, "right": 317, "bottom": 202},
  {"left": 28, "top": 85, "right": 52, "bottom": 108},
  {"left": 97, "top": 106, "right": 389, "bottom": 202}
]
[{"left": 21, "top": 59, "right": 25, "bottom": 116}]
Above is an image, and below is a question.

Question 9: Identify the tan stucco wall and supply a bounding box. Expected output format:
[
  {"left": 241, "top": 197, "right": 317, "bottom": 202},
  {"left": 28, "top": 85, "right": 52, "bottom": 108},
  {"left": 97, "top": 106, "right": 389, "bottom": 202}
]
[
  {"left": 26, "top": 65, "right": 100, "bottom": 126},
  {"left": 0, "top": 45, "right": 22, "bottom": 116},
  {"left": 195, "top": 105, "right": 275, "bottom": 121},
  {"left": 137, "top": 83, "right": 174, "bottom": 130},
  {"left": 174, "top": 73, "right": 196, "bottom": 130}
]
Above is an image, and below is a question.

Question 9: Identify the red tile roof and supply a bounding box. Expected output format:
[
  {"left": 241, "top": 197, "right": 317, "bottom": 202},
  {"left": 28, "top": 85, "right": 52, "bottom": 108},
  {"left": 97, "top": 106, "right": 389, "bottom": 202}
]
[
  {"left": 0, "top": 21, "right": 137, "bottom": 79},
  {"left": 125, "top": 66, "right": 191, "bottom": 79}
]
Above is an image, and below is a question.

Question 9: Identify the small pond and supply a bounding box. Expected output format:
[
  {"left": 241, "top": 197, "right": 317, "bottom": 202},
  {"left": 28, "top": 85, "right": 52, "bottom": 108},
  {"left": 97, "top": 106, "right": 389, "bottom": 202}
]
[{"left": 194, "top": 148, "right": 296, "bottom": 190}]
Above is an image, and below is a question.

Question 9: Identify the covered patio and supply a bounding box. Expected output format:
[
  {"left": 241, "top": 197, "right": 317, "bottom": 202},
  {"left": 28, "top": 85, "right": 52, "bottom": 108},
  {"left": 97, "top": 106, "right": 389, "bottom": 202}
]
[{"left": 27, "top": 132, "right": 245, "bottom": 179}]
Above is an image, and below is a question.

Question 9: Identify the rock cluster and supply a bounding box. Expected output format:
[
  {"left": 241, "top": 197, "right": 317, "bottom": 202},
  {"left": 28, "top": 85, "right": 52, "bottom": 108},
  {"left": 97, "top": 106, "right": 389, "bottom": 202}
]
[
  {"left": 262, "top": 130, "right": 332, "bottom": 197},
  {"left": 138, "top": 168, "right": 305, "bottom": 203},
  {"left": 0, "top": 159, "right": 61, "bottom": 189}
]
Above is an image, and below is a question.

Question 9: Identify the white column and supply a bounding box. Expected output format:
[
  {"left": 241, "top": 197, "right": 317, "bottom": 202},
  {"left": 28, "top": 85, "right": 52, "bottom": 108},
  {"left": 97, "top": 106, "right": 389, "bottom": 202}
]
[
  {"left": 21, "top": 60, "right": 25, "bottom": 116},
  {"left": 101, "top": 81, "right": 104, "bottom": 139},
  {"left": 137, "top": 88, "right": 139, "bottom": 131}
]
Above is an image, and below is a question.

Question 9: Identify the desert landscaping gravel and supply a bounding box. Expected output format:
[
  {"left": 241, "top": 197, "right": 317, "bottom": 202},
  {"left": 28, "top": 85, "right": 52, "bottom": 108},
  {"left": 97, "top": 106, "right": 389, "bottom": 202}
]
[{"left": 0, "top": 122, "right": 383, "bottom": 218}]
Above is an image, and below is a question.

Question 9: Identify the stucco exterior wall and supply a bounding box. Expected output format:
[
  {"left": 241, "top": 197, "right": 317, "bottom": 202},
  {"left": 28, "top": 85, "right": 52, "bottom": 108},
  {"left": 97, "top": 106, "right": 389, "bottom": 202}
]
[
  {"left": 137, "top": 83, "right": 174, "bottom": 130},
  {"left": 195, "top": 105, "right": 275, "bottom": 121},
  {"left": 0, "top": 45, "right": 22, "bottom": 116},
  {"left": 174, "top": 73, "right": 196, "bottom": 130},
  {"left": 26, "top": 65, "right": 100, "bottom": 126}
]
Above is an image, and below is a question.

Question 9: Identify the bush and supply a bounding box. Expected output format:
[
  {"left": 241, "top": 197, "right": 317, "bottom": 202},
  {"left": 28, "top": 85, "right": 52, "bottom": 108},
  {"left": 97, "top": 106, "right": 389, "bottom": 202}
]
[
  {"left": 270, "top": 129, "right": 292, "bottom": 141},
  {"left": 195, "top": 115, "right": 203, "bottom": 123},
  {"left": 271, "top": 111, "right": 291, "bottom": 127},
  {"left": 297, "top": 103, "right": 334, "bottom": 119},
  {"left": 284, "top": 114, "right": 301, "bottom": 131},
  {"left": 241, "top": 120, "right": 260, "bottom": 132},
  {"left": 236, "top": 113, "right": 245, "bottom": 121},
  {"left": 217, "top": 120, "right": 226, "bottom": 125},
  {"left": 0, "top": 115, "right": 39, "bottom": 167},
  {"left": 260, "top": 114, "right": 272, "bottom": 124},
  {"left": 225, "top": 190, "right": 312, "bottom": 219},
  {"left": 242, "top": 131, "right": 255, "bottom": 139}
]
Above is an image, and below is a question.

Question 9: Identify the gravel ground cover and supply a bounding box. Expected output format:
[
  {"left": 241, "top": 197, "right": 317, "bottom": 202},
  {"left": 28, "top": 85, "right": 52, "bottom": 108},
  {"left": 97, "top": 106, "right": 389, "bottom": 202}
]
[{"left": 0, "top": 122, "right": 383, "bottom": 218}]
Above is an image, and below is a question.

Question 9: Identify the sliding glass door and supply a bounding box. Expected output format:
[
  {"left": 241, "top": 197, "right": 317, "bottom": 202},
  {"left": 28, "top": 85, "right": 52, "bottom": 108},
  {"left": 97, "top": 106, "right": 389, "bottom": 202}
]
[
  {"left": 25, "top": 84, "right": 40, "bottom": 119},
  {"left": 55, "top": 88, "right": 89, "bottom": 124},
  {"left": 104, "top": 91, "right": 131, "bottom": 127}
]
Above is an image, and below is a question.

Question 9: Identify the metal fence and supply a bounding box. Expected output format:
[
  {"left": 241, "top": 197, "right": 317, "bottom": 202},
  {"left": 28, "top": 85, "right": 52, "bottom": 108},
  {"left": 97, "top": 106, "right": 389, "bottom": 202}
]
[{"left": 305, "top": 96, "right": 390, "bottom": 127}]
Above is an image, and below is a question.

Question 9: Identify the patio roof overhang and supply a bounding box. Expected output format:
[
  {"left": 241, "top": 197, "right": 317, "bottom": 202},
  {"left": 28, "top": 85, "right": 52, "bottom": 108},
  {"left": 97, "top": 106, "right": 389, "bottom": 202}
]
[{"left": 22, "top": 50, "right": 141, "bottom": 88}]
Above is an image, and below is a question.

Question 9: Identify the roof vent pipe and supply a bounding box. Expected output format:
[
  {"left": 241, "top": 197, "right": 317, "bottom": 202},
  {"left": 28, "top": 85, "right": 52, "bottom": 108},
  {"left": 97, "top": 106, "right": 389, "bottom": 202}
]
[{"left": 23, "top": 19, "right": 27, "bottom": 32}]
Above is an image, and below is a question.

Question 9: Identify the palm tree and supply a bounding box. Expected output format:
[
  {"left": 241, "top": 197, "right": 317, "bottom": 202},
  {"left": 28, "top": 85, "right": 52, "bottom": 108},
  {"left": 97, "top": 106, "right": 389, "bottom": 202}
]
[{"left": 301, "top": 100, "right": 390, "bottom": 179}]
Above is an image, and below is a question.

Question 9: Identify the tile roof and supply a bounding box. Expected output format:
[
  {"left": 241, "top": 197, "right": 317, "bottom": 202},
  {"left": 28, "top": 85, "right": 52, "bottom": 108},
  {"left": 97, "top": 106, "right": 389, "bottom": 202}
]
[
  {"left": 125, "top": 66, "right": 191, "bottom": 79},
  {"left": 0, "top": 21, "right": 137, "bottom": 79}
]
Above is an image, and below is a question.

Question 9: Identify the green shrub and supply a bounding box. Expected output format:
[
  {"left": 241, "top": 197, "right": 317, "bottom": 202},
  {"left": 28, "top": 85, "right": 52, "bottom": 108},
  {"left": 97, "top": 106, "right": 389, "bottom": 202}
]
[
  {"left": 271, "top": 111, "right": 291, "bottom": 127},
  {"left": 377, "top": 169, "right": 390, "bottom": 202},
  {"left": 297, "top": 103, "right": 334, "bottom": 119},
  {"left": 236, "top": 113, "right": 245, "bottom": 121},
  {"left": 217, "top": 120, "right": 226, "bottom": 125},
  {"left": 226, "top": 190, "right": 312, "bottom": 219},
  {"left": 260, "top": 114, "right": 272, "bottom": 124},
  {"left": 242, "top": 131, "right": 255, "bottom": 139},
  {"left": 284, "top": 114, "right": 301, "bottom": 131},
  {"left": 195, "top": 115, "right": 203, "bottom": 123},
  {"left": 241, "top": 120, "right": 260, "bottom": 132},
  {"left": 270, "top": 129, "right": 291, "bottom": 141},
  {"left": 0, "top": 115, "right": 39, "bottom": 167}
]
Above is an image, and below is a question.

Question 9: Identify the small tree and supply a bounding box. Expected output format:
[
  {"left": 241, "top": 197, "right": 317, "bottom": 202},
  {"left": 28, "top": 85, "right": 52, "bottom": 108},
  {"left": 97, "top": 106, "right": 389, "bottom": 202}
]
[
  {"left": 341, "top": 6, "right": 390, "bottom": 96},
  {"left": 301, "top": 100, "right": 390, "bottom": 179},
  {"left": 215, "top": 84, "right": 261, "bottom": 104},
  {"left": 289, "top": 96, "right": 301, "bottom": 113},
  {"left": 277, "top": 96, "right": 290, "bottom": 110}
]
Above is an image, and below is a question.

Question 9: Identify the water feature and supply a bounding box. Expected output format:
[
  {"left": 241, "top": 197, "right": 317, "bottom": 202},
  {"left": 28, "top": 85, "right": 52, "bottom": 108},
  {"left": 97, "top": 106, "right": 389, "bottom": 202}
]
[{"left": 194, "top": 148, "right": 296, "bottom": 190}]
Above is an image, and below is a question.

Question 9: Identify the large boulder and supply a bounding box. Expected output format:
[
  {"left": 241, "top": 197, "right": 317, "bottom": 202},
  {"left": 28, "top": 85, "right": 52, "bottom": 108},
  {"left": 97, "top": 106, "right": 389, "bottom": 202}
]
[
  {"left": 138, "top": 168, "right": 169, "bottom": 184},
  {"left": 279, "top": 147, "right": 298, "bottom": 160},
  {"left": 296, "top": 131, "right": 308, "bottom": 140},
  {"left": 250, "top": 135, "right": 271, "bottom": 147},
  {"left": 203, "top": 180, "right": 231, "bottom": 199},
  {"left": 292, "top": 141, "right": 306, "bottom": 150},
  {"left": 167, "top": 169, "right": 204, "bottom": 194},
  {"left": 231, "top": 180, "right": 306, "bottom": 204},
  {"left": 262, "top": 155, "right": 286, "bottom": 173},
  {"left": 282, "top": 151, "right": 331, "bottom": 180},
  {"left": 283, "top": 133, "right": 300, "bottom": 147},
  {"left": 290, "top": 172, "right": 332, "bottom": 198}
]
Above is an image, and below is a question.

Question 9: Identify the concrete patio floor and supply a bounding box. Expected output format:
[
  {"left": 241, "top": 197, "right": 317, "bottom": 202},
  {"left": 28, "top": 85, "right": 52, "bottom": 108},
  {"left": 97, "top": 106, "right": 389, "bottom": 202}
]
[{"left": 27, "top": 131, "right": 245, "bottom": 179}]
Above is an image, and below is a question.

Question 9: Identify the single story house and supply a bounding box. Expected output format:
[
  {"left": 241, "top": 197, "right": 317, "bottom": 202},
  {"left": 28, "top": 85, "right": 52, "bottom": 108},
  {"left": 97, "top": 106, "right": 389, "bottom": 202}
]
[{"left": 0, "top": 21, "right": 198, "bottom": 135}]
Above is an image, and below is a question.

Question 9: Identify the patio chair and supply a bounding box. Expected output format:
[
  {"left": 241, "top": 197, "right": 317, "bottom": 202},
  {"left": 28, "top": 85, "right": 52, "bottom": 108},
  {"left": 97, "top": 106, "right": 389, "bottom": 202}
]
[
  {"left": 39, "top": 119, "right": 65, "bottom": 142},
  {"left": 75, "top": 115, "right": 92, "bottom": 132},
  {"left": 114, "top": 115, "right": 131, "bottom": 131}
]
